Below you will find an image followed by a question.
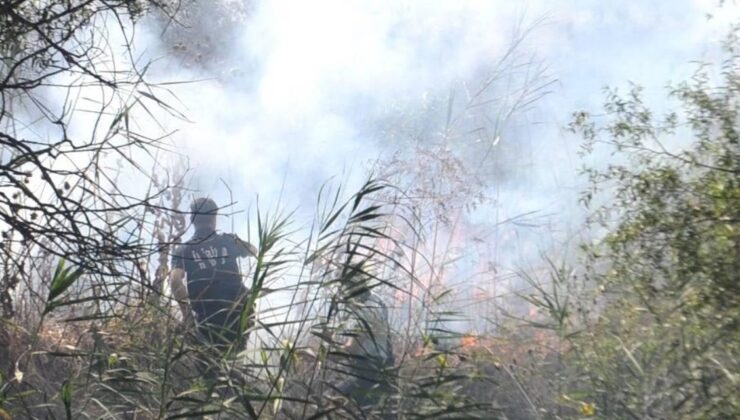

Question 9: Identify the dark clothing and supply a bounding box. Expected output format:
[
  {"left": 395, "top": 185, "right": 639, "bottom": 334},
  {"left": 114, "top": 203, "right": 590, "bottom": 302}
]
[
  {"left": 337, "top": 377, "right": 394, "bottom": 416},
  {"left": 172, "top": 227, "right": 252, "bottom": 348},
  {"left": 336, "top": 293, "right": 396, "bottom": 413}
]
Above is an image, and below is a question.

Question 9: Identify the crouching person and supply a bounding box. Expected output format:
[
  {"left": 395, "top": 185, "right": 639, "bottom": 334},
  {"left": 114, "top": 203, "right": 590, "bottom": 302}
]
[{"left": 335, "top": 285, "right": 396, "bottom": 417}]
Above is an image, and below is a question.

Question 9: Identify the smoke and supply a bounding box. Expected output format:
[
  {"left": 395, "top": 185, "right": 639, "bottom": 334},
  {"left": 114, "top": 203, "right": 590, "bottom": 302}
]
[
  {"left": 19, "top": 0, "right": 739, "bottom": 328},
  {"left": 132, "top": 2, "right": 531, "bottom": 210},
  {"left": 21, "top": 0, "right": 737, "bottom": 232},
  {"left": 129, "top": 0, "right": 740, "bottom": 325},
  {"left": 128, "top": 0, "right": 737, "bottom": 215}
]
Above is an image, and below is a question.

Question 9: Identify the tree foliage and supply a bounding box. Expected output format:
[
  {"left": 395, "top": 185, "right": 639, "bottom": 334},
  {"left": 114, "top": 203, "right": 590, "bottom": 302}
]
[
  {"left": 0, "top": 0, "right": 181, "bottom": 319},
  {"left": 557, "top": 31, "right": 740, "bottom": 419}
]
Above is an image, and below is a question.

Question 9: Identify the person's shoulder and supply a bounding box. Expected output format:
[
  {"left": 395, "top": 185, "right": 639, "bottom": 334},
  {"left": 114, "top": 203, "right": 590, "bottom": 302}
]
[
  {"left": 356, "top": 293, "right": 387, "bottom": 316},
  {"left": 217, "top": 232, "right": 244, "bottom": 245},
  {"left": 178, "top": 238, "right": 202, "bottom": 250},
  {"left": 367, "top": 292, "right": 386, "bottom": 307},
  {"left": 183, "top": 232, "right": 212, "bottom": 245}
]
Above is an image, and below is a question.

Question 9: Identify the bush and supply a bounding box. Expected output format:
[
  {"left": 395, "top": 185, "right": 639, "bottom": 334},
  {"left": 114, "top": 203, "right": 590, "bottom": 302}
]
[{"left": 526, "top": 30, "right": 740, "bottom": 419}]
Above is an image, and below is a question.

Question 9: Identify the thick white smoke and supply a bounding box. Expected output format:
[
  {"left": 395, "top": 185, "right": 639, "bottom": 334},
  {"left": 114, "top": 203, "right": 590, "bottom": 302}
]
[
  {"left": 26, "top": 0, "right": 739, "bottom": 330},
  {"left": 124, "top": 0, "right": 738, "bottom": 224}
]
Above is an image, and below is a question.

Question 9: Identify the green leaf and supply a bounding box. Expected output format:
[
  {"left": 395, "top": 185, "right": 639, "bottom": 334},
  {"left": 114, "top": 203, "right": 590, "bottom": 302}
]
[
  {"left": 44, "top": 259, "right": 83, "bottom": 315},
  {"left": 61, "top": 379, "right": 72, "bottom": 419}
]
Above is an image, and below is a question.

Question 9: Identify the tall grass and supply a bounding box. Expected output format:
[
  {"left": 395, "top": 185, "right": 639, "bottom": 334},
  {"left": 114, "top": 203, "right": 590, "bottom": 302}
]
[{"left": 0, "top": 177, "right": 509, "bottom": 419}]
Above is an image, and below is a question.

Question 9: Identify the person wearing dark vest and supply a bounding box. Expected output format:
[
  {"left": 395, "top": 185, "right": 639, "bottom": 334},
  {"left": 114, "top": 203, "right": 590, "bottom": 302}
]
[
  {"left": 169, "top": 198, "right": 257, "bottom": 351},
  {"left": 336, "top": 284, "right": 396, "bottom": 415}
]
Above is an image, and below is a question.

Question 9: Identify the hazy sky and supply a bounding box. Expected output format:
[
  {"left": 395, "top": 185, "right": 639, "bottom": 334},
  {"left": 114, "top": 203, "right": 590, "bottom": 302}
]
[
  {"left": 23, "top": 0, "right": 737, "bottom": 327},
  {"left": 132, "top": 1, "right": 737, "bottom": 219},
  {"left": 34, "top": 0, "right": 737, "bottom": 277}
]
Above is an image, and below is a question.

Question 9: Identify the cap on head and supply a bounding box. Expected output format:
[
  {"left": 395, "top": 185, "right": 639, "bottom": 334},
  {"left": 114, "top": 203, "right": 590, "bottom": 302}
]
[{"left": 190, "top": 197, "right": 218, "bottom": 228}]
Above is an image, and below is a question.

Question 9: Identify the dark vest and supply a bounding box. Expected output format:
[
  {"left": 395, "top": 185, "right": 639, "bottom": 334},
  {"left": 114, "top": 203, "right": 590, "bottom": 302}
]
[{"left": 172, "top": 228, "right": 249, "bottom": 329}]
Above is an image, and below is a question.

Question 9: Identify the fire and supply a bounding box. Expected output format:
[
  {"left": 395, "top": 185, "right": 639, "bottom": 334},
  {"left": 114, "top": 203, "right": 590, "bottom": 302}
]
[{"left": 461, "top": 334, "right": 478, "bottom": 348}]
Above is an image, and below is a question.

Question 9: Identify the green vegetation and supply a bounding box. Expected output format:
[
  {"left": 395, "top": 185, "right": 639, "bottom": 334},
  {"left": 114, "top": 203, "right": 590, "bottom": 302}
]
[{"left": 522, "top": 34, "right": 740, "bottom": 418}]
